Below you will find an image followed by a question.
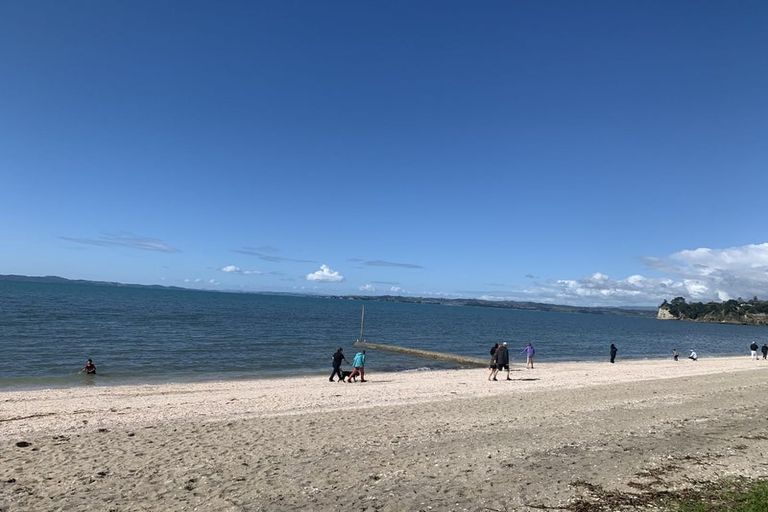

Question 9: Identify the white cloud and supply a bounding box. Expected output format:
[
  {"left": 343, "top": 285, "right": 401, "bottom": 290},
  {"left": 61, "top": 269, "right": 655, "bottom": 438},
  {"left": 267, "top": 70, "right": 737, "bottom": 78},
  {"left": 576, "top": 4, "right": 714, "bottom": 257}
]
[
  {"left": 359, "top": 284, "right": 376, "bottom": 292},
  {"left": 220, "top": 265, "right": 262, "bottom": 275},
  {"left": 665, "top": 242, "right": 768, "bottom": 300},
  {"left": 389, "top": 286, "right": 403, "bottom": 293},
  {"left": 306, "top": 264, "right": 344, "bottom": 283}
]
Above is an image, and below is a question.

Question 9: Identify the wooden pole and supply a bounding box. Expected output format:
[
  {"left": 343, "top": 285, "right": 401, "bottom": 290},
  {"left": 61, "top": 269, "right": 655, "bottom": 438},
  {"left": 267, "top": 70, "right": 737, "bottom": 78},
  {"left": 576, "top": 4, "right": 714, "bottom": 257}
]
[{"left": 358, "top": 305, "right": 366, "bottom": 342}]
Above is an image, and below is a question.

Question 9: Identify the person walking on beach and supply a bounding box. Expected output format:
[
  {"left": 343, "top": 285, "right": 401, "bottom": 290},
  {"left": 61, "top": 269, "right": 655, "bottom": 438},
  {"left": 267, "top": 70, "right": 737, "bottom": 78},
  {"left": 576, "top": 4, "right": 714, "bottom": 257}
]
[
  {"left": 672, "top": 349, "right": 679, "bottom": 362},
  {"left": 762, "top": 343, "right": 768, "bottom": 360},
  {"left": 688, "top": 349, "right": 698, "bottom": 361},
  {"left": 750, "top": 342, "right": 759, "bottom": 360},
  {"left": 488, "top": 343, "right": 499, "bottom": 380},
  {"left": 495, "top": 342, "right": 511, "bottom": 380},
  {"left": 522, "top": 343, "right": 535, "bottom": 369},
  {"left": 347, "top": 350, "right": 366, "bottom": 383},
  {"left": 609, "top": 344, "right": 618, "bottom": 364},
  {"left": 80, "top": 358, "right": 96, "bottom": 374},
  {"left": 329, "top": 348, "right": 348, "bottom": 382}
]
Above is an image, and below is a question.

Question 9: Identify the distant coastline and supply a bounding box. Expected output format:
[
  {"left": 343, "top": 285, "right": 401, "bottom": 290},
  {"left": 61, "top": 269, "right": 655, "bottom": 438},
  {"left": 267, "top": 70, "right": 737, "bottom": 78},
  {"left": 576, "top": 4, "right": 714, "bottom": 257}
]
[
  {"left": 330, "top": 294, "right": 654, "bottom": 317},
  {"left": 0, "top": 274, "right": 654, "bottom": 318}
]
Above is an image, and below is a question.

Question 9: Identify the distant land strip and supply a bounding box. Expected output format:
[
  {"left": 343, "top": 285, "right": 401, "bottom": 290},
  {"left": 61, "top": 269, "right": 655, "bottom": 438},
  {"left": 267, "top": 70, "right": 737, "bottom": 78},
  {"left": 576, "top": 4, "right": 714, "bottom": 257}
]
[{"left": 0, "top": 274, "right": 655, "bottom": 318}]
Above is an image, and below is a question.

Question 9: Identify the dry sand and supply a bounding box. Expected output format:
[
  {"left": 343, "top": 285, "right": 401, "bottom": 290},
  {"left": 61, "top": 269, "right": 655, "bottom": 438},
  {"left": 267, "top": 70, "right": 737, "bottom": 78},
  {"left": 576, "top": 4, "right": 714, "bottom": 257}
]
[{"left": 1, "top": 357, "right": 767, "bottom": 511}]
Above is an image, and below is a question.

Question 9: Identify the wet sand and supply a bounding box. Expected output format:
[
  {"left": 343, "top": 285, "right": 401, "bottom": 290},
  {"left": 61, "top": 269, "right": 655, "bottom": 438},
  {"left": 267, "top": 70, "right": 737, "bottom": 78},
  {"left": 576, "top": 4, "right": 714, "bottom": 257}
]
[{"left": 2, "top": 356, "right": 767, "bottom": 511}]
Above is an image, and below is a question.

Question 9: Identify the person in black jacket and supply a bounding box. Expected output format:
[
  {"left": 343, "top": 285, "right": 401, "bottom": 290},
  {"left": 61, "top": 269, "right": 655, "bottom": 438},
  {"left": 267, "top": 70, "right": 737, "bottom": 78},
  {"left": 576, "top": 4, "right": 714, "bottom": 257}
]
[
  {"left": 329, "top": 348, "right": 348, "bottom": 382},
  {"left": 610, "top": 344, "right": 618, "bottom": 364},
  {"left": 487, "top": 343, "right": 499, "bottom": 380},
  {"left": 495, "top": 342, "right": 511, "bottom": 381},
  {"left": 762, "top": 344, "right": 768, "bottom": 360}
]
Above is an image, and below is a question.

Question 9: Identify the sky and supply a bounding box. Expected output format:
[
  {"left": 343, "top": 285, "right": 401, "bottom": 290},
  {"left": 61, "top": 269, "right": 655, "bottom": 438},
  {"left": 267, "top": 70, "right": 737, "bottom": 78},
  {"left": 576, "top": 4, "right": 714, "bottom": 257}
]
[{"left": 1, "top": 1, "right": 767, "bottom": 306}]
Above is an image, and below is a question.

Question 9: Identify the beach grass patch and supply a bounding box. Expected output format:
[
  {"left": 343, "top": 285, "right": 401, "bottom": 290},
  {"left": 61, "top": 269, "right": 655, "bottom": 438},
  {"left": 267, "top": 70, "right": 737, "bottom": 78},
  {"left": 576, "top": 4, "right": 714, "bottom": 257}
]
[
  {"left": 671, "top": 478, "right": 768, "bottom": 512},
  {"left": 564, "top": 477, "right": 768, "bottom": 511}
]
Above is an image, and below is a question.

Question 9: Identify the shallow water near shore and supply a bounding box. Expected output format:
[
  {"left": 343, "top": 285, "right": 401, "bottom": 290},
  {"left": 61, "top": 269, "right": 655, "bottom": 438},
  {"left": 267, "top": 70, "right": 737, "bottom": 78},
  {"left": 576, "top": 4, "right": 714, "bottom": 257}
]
[{"left": 1, "top": 280, "right": 764, "bottom": 389}]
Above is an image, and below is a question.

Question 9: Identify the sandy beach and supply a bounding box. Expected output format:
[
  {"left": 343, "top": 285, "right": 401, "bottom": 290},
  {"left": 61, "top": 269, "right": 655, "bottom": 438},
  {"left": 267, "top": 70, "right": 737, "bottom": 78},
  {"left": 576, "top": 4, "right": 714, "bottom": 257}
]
[{"left": 2, "top": 356, "right": 768, "bottom": 511}]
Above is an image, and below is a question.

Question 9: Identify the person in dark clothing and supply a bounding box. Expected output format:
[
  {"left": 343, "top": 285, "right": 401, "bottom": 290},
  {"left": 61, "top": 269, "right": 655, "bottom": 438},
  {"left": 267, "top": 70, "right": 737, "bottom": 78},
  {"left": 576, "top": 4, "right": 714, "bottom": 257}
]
[
  {"left": 672, "top": 349, "right": 679, "bottom": 362},
  {"left": 495, "top": 342, "right": 511, "bottom": 381},
  {"left": 762, "top": 344, "right": 768, "bottom": 360},
  {"left": 80, "top": 358, "right": 96, "bottom": 374},
  {"left": 609, "top": 344, "right": 617, "bottom": 364},
  {"left": 750, "top": 342, "right": 760, "bottom": 360},
  {"left": 329, "top": 348, "right": 348, "bottom": 382},
  {"left": 488, "top": 343, "right": 499, "bottom": 380}
]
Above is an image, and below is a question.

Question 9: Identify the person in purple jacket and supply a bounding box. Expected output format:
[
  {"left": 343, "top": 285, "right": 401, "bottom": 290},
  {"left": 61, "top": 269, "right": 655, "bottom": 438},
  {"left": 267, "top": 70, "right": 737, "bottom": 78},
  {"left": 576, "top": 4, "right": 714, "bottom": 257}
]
[{"left": 522, "top": 343, "right": 535, "bottom": 369}]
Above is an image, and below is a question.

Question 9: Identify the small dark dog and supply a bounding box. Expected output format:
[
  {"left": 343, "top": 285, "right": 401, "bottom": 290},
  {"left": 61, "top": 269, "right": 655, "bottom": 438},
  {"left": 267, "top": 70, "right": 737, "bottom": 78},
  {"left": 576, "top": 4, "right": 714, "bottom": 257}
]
[{"left": 340, "top": 369, "right": 356, "bottom": 382}]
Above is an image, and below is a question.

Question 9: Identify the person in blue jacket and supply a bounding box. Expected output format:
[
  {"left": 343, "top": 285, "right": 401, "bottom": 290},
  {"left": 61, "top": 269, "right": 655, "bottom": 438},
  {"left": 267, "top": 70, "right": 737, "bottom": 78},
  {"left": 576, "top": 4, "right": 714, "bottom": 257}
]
[{"left": 347, "top": 350, "right": 367, "bottom": 382}]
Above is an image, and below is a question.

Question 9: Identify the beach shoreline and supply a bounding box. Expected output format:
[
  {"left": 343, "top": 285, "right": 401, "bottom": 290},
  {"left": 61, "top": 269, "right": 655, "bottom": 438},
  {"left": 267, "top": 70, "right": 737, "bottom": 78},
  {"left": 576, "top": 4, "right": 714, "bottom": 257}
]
[
  {"left": 2, "top": 356, "right": 767, "bottom": 510},
  {"left": 1, "top": 351, "right": 751, "bottom": 394},
  {"left": 1, "top": 356, "right": 765, "bottom": 436}
]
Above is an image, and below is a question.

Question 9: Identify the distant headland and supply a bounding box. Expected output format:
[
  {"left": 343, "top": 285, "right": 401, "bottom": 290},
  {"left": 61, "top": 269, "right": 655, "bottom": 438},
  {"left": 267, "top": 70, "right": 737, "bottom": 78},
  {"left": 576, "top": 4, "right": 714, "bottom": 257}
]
[{"left": 657, "top": 296, "right": 768, "bottom": 325}]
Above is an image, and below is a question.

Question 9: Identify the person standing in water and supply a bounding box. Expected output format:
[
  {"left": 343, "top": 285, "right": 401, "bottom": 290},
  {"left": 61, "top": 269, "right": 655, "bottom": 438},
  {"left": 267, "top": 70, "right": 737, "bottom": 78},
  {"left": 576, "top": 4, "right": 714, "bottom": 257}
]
[
  {"left": 80, "top": 358, "right": 96, "bottom": 374},
  {"left": 522, "top": 343, "right": 535, "bottom": 369},
  {"left": 609, "top": 344, "right": 618, "bottom": 364},
  {"left": 329, "top": 348, "right": 348, "bottom": 382}
]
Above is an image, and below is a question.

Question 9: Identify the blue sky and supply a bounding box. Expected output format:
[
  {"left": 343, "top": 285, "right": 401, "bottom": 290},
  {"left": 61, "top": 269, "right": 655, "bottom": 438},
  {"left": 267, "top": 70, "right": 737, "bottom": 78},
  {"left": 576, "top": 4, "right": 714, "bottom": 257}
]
[{"left": 2, "top": 1, "right": 767, "bottom": 306}]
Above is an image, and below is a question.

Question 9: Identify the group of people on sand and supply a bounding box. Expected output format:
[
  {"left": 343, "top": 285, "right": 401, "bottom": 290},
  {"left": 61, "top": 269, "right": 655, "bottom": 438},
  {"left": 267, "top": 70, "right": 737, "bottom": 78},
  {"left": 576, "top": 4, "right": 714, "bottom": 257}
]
[
  {"left": 613, "top": 343, "right": 768, "bottom": 364},
  {"left": 329, "top": 348, "right": 367, "bottom": 383},
  {"left": 749, "top": 342, "right": 768, "bottom": 360},
  {"left": 614, "top": 345, "right": 697, "bottom": 363},
  {"left": 670, "top": 348, "right": 697, "bottom": 361},
  {"left": 487, "top": 342, "right": 535, "bottom": 381}
]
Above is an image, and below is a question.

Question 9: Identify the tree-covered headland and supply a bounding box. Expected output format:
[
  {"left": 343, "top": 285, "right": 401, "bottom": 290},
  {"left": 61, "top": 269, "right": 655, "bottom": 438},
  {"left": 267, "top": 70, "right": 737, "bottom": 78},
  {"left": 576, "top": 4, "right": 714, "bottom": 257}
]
[{"left": 658, "top": 296, "right": 768, "bottom": 325}]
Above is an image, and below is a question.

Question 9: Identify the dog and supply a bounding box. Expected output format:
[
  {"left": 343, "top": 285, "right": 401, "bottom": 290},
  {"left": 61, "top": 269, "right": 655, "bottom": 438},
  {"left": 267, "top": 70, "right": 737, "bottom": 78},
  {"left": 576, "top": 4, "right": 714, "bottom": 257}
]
[{"left": 340, "top": 369, "right": 357, "bottom": 382}]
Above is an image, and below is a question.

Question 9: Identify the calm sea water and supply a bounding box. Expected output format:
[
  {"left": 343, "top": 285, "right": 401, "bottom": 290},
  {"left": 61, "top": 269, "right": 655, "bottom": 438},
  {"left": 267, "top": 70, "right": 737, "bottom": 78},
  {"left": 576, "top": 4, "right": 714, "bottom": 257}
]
[{"left": 1, "top": 280, "right": 764, "bottom": 389}]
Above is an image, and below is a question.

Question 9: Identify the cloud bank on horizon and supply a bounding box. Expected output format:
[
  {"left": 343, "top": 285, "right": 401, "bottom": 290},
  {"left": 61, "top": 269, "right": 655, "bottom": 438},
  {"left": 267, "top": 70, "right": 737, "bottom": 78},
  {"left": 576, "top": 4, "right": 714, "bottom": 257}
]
[
  {"left": 479, "top": 242, "right": 768, "bottom": 306},
  {"left": 53, "top": 233, "right": 768, "bottom": 306}
]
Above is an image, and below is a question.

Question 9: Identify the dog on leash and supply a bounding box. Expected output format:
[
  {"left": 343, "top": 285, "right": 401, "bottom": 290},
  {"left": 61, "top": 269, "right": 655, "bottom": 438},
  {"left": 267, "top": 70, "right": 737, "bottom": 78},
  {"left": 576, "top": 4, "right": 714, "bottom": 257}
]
[{"left": 341, "top": 369, "right": 357, "bottom": 382}]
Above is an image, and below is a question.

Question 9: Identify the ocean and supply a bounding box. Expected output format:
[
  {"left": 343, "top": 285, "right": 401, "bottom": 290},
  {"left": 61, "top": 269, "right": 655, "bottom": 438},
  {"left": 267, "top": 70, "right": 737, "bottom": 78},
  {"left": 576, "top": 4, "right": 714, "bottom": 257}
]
[{"left": 0, "top": 280, "right": 763, "bottom": 389}]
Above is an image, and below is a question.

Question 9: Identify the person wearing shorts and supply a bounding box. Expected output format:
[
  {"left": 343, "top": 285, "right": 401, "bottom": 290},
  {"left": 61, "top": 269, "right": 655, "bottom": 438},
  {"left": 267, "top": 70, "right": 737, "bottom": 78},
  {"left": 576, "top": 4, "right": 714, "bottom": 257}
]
[
  {"left": 495, "top": 342, "right": 510, "bottom": 381},
  {"left": 488, "top": 343, "right": 499, "bottom": 380}
]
